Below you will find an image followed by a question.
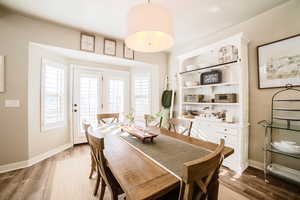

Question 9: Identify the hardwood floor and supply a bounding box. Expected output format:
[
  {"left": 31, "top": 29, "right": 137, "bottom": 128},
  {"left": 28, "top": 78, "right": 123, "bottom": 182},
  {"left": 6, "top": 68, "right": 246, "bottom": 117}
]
[{"left": 0, "top": 144, "right": 299, "bottom": 200}]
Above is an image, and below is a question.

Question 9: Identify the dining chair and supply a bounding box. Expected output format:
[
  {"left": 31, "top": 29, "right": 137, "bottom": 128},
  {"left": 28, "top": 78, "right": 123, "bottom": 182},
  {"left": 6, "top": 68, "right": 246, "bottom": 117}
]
[
  {"left": 168, "top": 118, "right": 193, "bottom": 136},
  {"left": 97, "top": 113, "right": 119, "bottom": 124},
  {"left": 83, "top": 123, "right": 101, "bottom": 196},
  {"left": 83, "top": 123, "right": 96, "bottom": 178},
  {"left": 144, "top": 114, "right": 163, "bottom": 128},
  {"left": 87, "top": 131, "right": 124, "bottom": 200},
  {"left": 180, "top": 139, "right": 225, "bottom": 200}
]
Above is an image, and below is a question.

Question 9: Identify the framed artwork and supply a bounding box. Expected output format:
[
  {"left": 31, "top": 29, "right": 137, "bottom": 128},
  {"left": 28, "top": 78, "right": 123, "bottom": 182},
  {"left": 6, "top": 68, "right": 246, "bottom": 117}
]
[
  {"left": 200, "top": 70, "right": 222, "bottom": 85},
  {"left": 123, "top": 43, "right": 134, "bottom": 60},
  {"left": 257, "top": 34, "right": 300, "bottom": 89},
  {"left": 0, "top": 55, "right": 4, "bottom": 92},
  {"left": 104, "top": 38, "right": 116, "bottom": 56},
  {"left": 80, "top": 33, "right": 95, "bottom": 52}
]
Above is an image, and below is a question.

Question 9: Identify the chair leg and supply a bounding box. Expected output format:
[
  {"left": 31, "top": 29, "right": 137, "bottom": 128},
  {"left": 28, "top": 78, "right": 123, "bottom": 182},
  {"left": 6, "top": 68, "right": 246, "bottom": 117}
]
[
  {"left": 89, "top": 153, "right": 95, "bottom": 179},
  {"left": 112, "top": 193, "right": 118, "bottom": 200},
  {"left": 94, "top": 172, "right": 101, "bottom": 196},
  {"left": 99, "top": 179, "right": 106, "bottom": 200},
  {"left": 179, "top": 182, "right": 186, "bottom": 200}
]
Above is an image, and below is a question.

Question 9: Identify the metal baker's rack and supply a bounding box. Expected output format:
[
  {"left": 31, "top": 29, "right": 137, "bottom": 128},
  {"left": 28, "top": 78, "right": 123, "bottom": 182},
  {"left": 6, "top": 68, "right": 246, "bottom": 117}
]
[{"left": 258, "top": 84, "right": 300, "bottom": 185}]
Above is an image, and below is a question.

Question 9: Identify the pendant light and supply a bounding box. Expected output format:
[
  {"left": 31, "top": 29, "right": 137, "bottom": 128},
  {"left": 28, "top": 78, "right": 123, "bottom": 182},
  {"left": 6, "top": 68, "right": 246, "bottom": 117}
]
[{"left": 125, "top": 0, "right": 174, "bottom": 53}]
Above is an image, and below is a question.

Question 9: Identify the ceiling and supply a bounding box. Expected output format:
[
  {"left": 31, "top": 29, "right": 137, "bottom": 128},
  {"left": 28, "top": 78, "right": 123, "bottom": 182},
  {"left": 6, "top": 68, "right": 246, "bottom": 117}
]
[{"left": 0, "top": 0, "right": 288, "bottom": 49}]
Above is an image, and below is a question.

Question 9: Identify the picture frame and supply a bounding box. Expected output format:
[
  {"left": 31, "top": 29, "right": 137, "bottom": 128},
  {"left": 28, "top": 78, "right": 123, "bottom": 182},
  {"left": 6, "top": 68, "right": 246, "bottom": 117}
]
[
  {"left": 0, "top": 55, "right": 4, "bottom": 92},
  {"left": 200, "top": 70, "right": 222, "bottom": 85},
  {"left": 104, "top": 38, "right": 116, "bottom": 56},
  {"left": 80, "top": 33, "right": 95, "bottom": 52},
  {"left": 123, "top": 43, "right": 134, "bottom": 60},
  {"left": 257, "top": 34, "right": 300, "bottom": 89}
]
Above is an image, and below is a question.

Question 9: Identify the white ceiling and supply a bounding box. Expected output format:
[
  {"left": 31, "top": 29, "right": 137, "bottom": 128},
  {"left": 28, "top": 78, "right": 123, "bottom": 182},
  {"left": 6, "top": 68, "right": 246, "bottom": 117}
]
[{"left": 0, "top": 0, "right": 288, "bottom": 49}]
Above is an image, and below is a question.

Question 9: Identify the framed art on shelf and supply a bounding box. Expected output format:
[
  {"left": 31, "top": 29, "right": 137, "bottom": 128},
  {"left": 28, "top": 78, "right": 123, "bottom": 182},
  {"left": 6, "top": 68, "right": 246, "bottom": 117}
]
[
  {"left": 200, "top": 70, "right": 222, "bottom": 85},
  {"left": 123, "top": 43, "right": 134, "bottom": 60},
  {"left": 104, "top": 38, "right": 116, "bottom": 56},
  {"left": 257, "top": 34, "right": 300, "bottom": 89},
  {"left": 80, "top": 33, "right": 95, "bottom": 52}
]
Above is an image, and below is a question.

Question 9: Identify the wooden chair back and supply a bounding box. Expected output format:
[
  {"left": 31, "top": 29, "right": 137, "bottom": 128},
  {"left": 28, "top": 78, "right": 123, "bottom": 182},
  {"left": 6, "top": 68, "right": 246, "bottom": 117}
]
[
  {"left": 82, "top": 123, "right": 98, "bottom": 180},
  {"left": 82, "top": 123, "right": 91, "bottom": 143},
  {"left": 180, "top": 139, "right": 225, "bottom": 200},
  {"left": 97, "top": 113, "right": 119, "bottom": 124},
  {"left": 144, "top": 114, "right": 163, "bottom": 128},
  {"left": 87, "top": 131, "right": 121, "bottom": 199},
  {"left": 168, "top": 118, "right": 193, "bottom": 136}
]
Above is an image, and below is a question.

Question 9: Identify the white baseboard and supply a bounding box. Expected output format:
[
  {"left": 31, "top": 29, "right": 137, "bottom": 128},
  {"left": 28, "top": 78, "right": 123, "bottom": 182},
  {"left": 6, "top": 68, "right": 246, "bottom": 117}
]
[
  {"left": 0, "top": 160, "right": 30, "bottom": 174},
  {"left": 248, "top": 159, "right": 264, "bottom": 170},
  {"left": 0, "top": 143, "right": 72, "bottom": 173}
]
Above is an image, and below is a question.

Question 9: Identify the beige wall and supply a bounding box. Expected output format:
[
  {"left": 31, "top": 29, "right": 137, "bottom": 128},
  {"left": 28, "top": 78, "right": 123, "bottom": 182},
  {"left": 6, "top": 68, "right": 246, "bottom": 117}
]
[
  {"left": 168, "top": 0, "right": 300, "bottom": 169},
  {"left": 28, "top": 45, "right": 72, "bottom": 158},
  {"left": 0, "top": 8, "right": 168, "bottom": 165}
]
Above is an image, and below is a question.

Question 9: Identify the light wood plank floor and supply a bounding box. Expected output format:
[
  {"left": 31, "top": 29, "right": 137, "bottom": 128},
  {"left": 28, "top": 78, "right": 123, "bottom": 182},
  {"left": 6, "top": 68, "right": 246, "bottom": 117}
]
[{"left": 0, "top": 144, "right": 299, "bottom": 200}]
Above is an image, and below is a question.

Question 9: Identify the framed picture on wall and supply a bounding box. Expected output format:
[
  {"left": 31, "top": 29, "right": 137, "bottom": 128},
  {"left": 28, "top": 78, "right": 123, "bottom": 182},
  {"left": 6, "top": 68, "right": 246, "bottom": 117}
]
[
  {"left": 80, "top": 33, "right": 95, "bottom": 52},
  {"left": 257, "top": 34, "right": 300, "bottom": 89},
  {"left": 0, "top": 55, "right": 4, "bottom": 92},
  {"left": 104, "top": 38, "right": 116, "bottom": 56},
  {"left": 123, "top": 43, "right": 134, "bottom": 60}
]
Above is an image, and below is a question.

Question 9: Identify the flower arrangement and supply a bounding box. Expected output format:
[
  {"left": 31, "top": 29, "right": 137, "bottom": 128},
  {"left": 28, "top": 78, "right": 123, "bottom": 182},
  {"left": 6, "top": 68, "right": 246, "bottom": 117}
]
[{"left": 125, "top": 109, "right": 135, "bottom": 124}]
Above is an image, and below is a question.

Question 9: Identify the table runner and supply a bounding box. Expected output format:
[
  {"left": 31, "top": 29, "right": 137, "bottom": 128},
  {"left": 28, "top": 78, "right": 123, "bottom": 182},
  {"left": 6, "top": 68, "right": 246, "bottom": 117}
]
[{"left": 119, "top": 131, "right": 211, "bottom": 178}]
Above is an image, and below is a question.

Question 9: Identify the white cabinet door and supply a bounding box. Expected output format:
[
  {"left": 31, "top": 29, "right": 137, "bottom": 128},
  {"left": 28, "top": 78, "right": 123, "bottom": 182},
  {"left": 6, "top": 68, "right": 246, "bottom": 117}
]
[
  {"left": 214, "top": 132, "right": 239, "bottom": 170},
  {"left": 190, "top": 121, "right": 216, "bottom": 142}
]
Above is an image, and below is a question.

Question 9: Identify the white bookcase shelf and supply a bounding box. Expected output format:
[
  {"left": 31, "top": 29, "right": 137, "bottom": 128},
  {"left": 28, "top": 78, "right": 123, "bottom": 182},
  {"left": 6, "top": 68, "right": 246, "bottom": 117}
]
[
  {"left": 182, "top": 102, "right": 240, "bottom": 106},
  {"left": 176, "top": 33, "right": 249, "bottom": 172},
  {"left": 183, "top": 82, "right": 238, "bottom": 89}
]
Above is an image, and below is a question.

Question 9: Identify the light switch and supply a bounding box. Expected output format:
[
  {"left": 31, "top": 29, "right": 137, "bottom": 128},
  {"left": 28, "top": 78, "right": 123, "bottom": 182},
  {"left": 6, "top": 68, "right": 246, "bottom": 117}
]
[{"left": 5, "top": 100, "right": 20, "bottom": 107}]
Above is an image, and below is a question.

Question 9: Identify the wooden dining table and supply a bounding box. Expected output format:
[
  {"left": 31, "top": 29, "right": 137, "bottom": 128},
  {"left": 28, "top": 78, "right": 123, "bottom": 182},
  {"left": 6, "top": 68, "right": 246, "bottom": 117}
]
[{"left": 88, "top": 124, "right": 234, "bottom": 200}]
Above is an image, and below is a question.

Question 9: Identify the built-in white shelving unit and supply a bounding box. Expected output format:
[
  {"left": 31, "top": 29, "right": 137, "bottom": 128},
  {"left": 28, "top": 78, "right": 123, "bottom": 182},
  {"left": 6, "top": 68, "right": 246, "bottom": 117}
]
[{"left": 176, "top": 33, "right": 249, "bottom": 172}]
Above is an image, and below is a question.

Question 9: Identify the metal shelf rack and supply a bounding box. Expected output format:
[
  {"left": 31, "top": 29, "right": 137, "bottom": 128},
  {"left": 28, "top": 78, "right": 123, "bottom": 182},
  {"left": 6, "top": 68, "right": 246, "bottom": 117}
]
[{"left": 258, "top": 85, "right": 300, "bottom": 185}]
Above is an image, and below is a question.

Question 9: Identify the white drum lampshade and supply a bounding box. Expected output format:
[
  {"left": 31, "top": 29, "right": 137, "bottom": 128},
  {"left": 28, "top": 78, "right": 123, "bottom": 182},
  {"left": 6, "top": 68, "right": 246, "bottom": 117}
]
[{"left": 125, "top": 3, "right": 174, "bottom": 53}]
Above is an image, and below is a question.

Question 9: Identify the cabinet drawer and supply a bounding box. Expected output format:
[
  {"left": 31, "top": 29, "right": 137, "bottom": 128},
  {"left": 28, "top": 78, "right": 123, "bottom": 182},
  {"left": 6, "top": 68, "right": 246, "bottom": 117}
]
[
  {"left": 214, "top": 133, "right": 237, "bottom": 148},
  {"left": 215, "top": 127, "right": 237, "bottom": 136}
]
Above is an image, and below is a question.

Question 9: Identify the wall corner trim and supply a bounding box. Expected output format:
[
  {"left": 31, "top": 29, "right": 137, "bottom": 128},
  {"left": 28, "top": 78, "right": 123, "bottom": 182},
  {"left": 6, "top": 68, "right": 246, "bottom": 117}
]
[
  {"left": 0, "top": 143, "right": 73, "bottom": 174},
  {"left": 248, "top": 159, "right": 264, "bottom": 170}
]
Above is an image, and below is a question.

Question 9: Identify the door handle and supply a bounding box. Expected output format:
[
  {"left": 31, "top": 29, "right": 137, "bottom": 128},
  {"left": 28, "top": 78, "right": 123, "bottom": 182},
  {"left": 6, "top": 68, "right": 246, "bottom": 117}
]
[
  {"left": 74, "top": 109, "right": 77, "bottom": 112},
  {"left": 74, "top": 104, "right": 78, "bottom": 107}
]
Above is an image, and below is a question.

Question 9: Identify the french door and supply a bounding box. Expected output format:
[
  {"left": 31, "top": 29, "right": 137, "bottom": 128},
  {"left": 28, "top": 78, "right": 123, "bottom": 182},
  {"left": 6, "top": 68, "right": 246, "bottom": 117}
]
[{"left": 72, "top": 67, "right": 129, "bottom": 144}]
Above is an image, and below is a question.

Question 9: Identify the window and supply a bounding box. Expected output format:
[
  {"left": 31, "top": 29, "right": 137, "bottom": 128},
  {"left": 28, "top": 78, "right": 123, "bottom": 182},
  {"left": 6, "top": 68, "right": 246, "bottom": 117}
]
[
  {"left": 133, "top": 72, "right": 152, "bottom": 119},
  {"left": 108, "top": 79, "right": 124, "bottom": 113},
  {"left": 41, "top": 59, "right": 66, "bottom": 131}
]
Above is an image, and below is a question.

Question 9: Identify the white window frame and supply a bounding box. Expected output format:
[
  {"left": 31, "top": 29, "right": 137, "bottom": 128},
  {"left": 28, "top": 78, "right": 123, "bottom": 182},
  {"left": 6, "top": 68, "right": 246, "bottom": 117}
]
[{"left": 41, "top": 59, "right": 67, "bottom": 131}]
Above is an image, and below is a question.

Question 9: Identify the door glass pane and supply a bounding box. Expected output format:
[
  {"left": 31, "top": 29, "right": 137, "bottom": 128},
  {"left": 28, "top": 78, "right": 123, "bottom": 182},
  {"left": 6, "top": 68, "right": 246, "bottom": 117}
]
[
  {"left": 134, "top": 73, "right": 151, "bottom": 119},
  {"left": 108, "top": 79, "right": 124, "bottom": 114},
  {"left": 79, "top": 76, "right": 99, "bottom": 132}
]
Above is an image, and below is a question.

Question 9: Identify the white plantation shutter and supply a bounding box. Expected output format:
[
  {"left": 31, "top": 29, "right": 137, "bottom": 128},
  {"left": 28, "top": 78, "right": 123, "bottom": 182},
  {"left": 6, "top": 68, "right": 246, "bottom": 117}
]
[
  {"left": 79, "top": 75, "right": 99, "bottom": 128},
  {"left": 134, "top": 72, "right": 152, "bottom": 119},
  {"left": 41, "top": 59, "right": 66, "bottom": 131},
  {"left": 108, "top": 79, "right": 124, "bottom": 113}
]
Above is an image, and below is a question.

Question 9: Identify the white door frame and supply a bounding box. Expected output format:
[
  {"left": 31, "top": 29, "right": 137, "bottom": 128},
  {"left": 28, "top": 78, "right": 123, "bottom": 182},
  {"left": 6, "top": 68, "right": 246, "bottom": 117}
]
[
  {"left": 72, "top": 66, "right": 103, "bottom": 144},
  {"left": 69, "top": 65, "right": 131, "bottom": 145}
]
